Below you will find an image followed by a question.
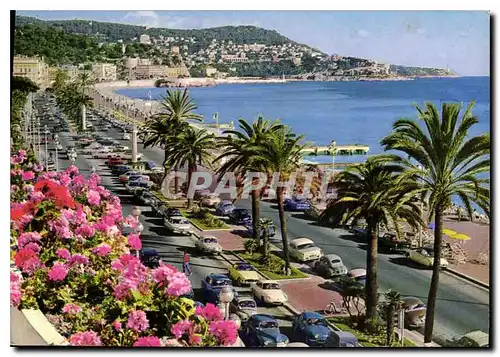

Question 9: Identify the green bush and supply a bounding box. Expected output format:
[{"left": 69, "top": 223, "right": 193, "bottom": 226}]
[{"left": 244, "top": 240, "right": 259, "bottom": 255}]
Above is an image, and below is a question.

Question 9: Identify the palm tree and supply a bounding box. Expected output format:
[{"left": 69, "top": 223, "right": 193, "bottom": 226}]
[
  {"left": 143, "top": 89, "right": 203, "bottom": 193},
  {"left": 253, "top": 126, "right": 305, "bottom": 275},
  {"left": 215, "top": 117, "right": 283, "bottom": 242},
  {"left": 320, "top": 157, "right": 423, "bottom": 323},
  {"left": 383, "top": 290, "right": 404, "bottom": 346},
  {"left": 257, "top": 217, "right": 275, "bottom": 257},
  {"left": 52, "top": 70, "right": 70, "bottom": 94},
  {"left": 380, "top": 101, "right": 490, "bottom": 343},
  {"left": 164, "top": 127, "right": 217, "bottom": 208},
  {"left": 75, "top": 70, "right": 95, "bottom": 130}
]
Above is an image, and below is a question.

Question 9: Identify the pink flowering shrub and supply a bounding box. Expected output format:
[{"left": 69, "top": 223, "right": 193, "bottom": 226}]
[{"left": 9, "top": 149, "right": 237, "bottom": 347}]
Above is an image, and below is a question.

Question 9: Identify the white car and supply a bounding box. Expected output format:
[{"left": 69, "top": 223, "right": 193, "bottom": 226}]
[
  {"left": 56, "top": 144, "right": 63, "bottom": 150},
  {"left": 289, "top": 237, "right": 323, "bottom": 262},
  {"left": 251, "top": 280, "right": 288, "bottom": 306},
  {"left": 164, "top": 216, "right": 192, "bottom": 235},
  {"left": 123, "top": 133, "right": 131, "bottom": 140},
  {"left": 195, "top": 235, "right": 223, "bottom": 254}
]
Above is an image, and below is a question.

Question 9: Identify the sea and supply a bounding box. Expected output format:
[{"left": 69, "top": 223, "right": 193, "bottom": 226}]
[{"left": 116, "top": 76, "right": 490, "bottom": 166}]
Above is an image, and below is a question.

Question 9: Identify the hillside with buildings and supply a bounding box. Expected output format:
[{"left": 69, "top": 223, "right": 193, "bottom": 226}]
[{"left": 13, "top": 15, "right": 457, "bottom": 88}]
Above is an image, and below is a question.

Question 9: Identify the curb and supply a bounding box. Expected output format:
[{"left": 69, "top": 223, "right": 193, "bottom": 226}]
[
  {"left": 21, "top": 309, "right": 69, "bottom": 346},
  {"left": 443, "top": 268, "right": 489, "bottom": 289}
]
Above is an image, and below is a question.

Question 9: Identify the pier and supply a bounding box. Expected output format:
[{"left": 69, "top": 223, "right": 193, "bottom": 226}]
[{"left": 301, "top": 144, "right": 370, "bottom": 156}]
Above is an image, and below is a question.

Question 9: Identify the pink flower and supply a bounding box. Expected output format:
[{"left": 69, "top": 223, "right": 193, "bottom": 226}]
[
  {"left": 87, "top": 189, "right": 101, "bottom": 206},
  {"left": 189, "top": 333, "right": 203, "bottom": 345},
  {"left": 62, "top": 303, "right": 82, "bottom": 315},
  {"left": 151, "top": 262, "right": 178, "bottom": 283},
  {"left": 59, "top": 174, "right": 71, "bottom": 186},
  {"left": 93, "top": 244, "right": 112, "bottom": 257},
  {"left": 69, "top": 331, "right": 102, "bottom": 346},
  {"left": 72, "top": 205, "right": 87, "bottom": 226},
  {"left": 111, "top": 254, "right": 140, "bottom": 271},
  {"left": 69, "top": 254, "right": 89, "bottom": 266},
  {"left": 113, "top": 280, "right": 136, "bottom": 300},
  {"left": 57, "top": 248, "right": 71, "bottom": 260},
  {"left": 33, "top": 163, "right": 44, "bottom": 172},
  {"left": 123, "top": 215, "right": 138, "bottom": 228},
  {"left": 209, "top": 320, "right": 238, "bottom": 346},
  {"left": 28, "top": 190, "right": 45, "bottom": 203},
  {"left": 127, "top": 234, "right": 142, "bottom": 250},
  {"left": 126, "top": 310, "right": 149, "bottom": 332},
  {"left": 112, "top": 320, "right": 122, "bottom": 331},
  {"left": 49, "top": 216, "right": 73, "bottom": 239},
  {"left": 75, "top": 224, "right": 95, "bottom": 238},
  {"left": 48, "top": 262, "right": 69, "bottom": 282},
  {"left": 10, "top": 272, "right": 22, "bottom": 307},
  {"left": 171, "top": 320, "right": 194, "bottom": 339},
  {"left": 18, "top": 232, "right": 41, "bottom": 248},
  {"left": 195, "top": 303, "right": 224, "bottom": 322},
  {"left": 65, "top": 165, "right": 79, "bottom": 177},
  {"left": 23, "top": 242, "right": 40, "bottom": 253},
  {"left": 166, "top": 272, "right": 192, "bottom": 297},
  {"left": 21, "top": 171, "right": 35, "bottom": 181},
  {"left": 133, "top": 336, "right": 161, "bottom": 347}
]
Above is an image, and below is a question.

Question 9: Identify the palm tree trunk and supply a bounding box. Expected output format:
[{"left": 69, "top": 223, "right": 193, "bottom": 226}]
[
  {"left": 386, "top": 304, "right": 394, "bottom": 346},
  {"left": 174, "top": 164, "right": 180, "bottom": 194},
  {"left": 251, "top": 189, "right": 261, "bottom": 242},
  {"left": 187, "top": 164, "right": 195, "bottom": 209},
  {"left": 262, "top": 230, "right": 269, "bottom": 258},
  {"left": 424, "top": 204, "right": 443, "bottom": 343},
  {"left": 277, "top": 186, "right": 291, "bottom": 275},
  {"left": 365, "top": 220, "right": 379, "bottom": 322}
]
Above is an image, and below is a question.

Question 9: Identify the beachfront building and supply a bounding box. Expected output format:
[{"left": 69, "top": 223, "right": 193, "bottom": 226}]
[
  {"left": 125, "top": 57, "right": 139, "bottom": 69},
  {"left": 166, "top": 64, "right": 190, "bottom": 78},
  {"left": 139, "top": 34, "right": 151, "bottom": 44},
  {"left": 133, "top": 65, "right": 170, "bottom": 79},
  {"left": 92, "top": 63, "right": 117, "bottom": 82},
  {"left": 13, "top": 55, "right": 49, "bottom": 88}
]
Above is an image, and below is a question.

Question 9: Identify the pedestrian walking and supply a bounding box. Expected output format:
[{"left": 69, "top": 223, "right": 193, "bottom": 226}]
[{"left": 183, "top": 251, "right": 192, "bottom": 276}]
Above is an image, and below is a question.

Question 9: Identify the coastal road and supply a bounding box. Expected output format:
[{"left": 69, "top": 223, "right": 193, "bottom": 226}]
[{"left": 89, "top": 111, "right": 489, "bottom": 344}]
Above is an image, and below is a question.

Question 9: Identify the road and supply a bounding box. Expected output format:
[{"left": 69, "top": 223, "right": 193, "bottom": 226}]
[{"left": 51, "top": 108, "right": 489, "bottom": 344}]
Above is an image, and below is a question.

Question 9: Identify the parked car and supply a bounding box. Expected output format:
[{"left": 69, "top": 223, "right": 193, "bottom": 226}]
[
  {"left": 215, "top": 201, "right": 235, "bottom": 216},
  {"left": 123, "top": 132, "right": 131, "bottom": 140},
  {"left": 201, "top": 273, "right": 237, "bottom": 304},
  {"left": 228, "top": 262, "right": 260, "bottom": 286},
  {"left": 164, "top": 208, "right": 182, "bottom": 218},
  {"left": 324, "top": 331, "right": 362, "bottom": 347},
  {"left": 406, "top": 246, "right": 449, "bottom": 268},
  {"left": 347, "top": 268, "right": 367, "bottom": 286},
  {"left": 261, "top": 185, "right": 276, "bottom": 201},
  {"left": 378, "top": 232, "right": 411, "bottom": 253},
  {"left": 112, "top": 165, "right": 131, "bottom": 175},
  {"left": 195, "top": 235, "right": 223, "bottom": 255},
  {"left": 127, "top": 175, "right": 150, "bottom": 184},
  {"left": 119, "top": 171, "right": 141, "bottom": 182},
  {"left": 230, "top": 294, "right": 258, "bottom": 323},
  {"left": 287, "top": 342, "right": 310, "bottom": 347},
  {"left": 105, "top": 158, "right": 124, "bottom": 167},
  {"left": 313, "top": 254, "right": 348, "bottom": 278},
  {"left": 138, "top": 190, "right": 155, "bottom": 205},
  {"left": 402, "top": 296, "right": 426, "bottom": 329},
  {"left": 139, "top": 248, "right": 161, "bottom": 268},
  {"left": 228, "top": 208, "right": 252, "bottom": 225},
  {"left": 243, "top": 314, "right": 289, "bottom": 347},
  {"left": 289, "top": 237, "right": 323, "bottom": 262},
  {"left": 125, "top": 180, "right": 153, "bottom": 193},
  {"left": 164, "top": 216, "right": 192, "bottom": 235},
  {"left": 251, "top": 280, "right": 288, "bottom": 306},
  {"left": 292, "top": 312, "right": 331, "bottom": 346},
  {"left": 245, "top": 222, "right": 277, "bottom": 238},
  {"left": 446, "top": 330, "right": 489, "bottom": 348},
  {"left": 284, "top": 197, "right": 311, "bottom": 211},
  {"left": 201, "top": 194, "right": 221, "bottom": 208}
]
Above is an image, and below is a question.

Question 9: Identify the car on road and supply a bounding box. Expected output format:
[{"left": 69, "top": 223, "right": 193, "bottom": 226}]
[
  {"left": 195, "top": 235, "right": 223, "bottom": 255},
  {"left": 123, "top": 132, "right": 131, "bottom": 140},
  {"left": 284, "top": 197, "right": 311, "bottom": 211},
  {"left": 347, "top": 268, "right": 367, "bottom": 286},
  {"left": 106, "top": 158, "right": 125, "bottom": 167},
  {"left": 251, "top": 280, "right": 288, "bottom": 306},
  {"left": 228, "top": 208, "right": 252, "bottom": 225},
  {"left": 139, "top": 248, "right": 161, "bottom": 268},
  {"left": 137, "top": 190, "right": 156, "bottom": 205},
  {"left": 378, "top": 232, "right": 412, "bottom": 253},
  {"left": 125, "top": 180, "right": 153, "bottom": 193},
  {"left": 112, "top": 165, "right": 131, "bottom": 175},
  {"left": 228, "top": 262, "right": 260, "bottom": 286},
  {"left": 201, "top": 273, "right": 237, "bottom": 304},
  {"left": 313, "top": 254, "right": 348, "bottom": 278},
  {"left": 215, "top": 201, "right": 235, "bottom": 216},
  {"left": 289, "top": 237, "right": 323, "bottom": 262},
  {"left": 243, "top": 314, "right": 289, "bottom": 347},
  {"left": 324, "top": 331, "right": 362, "bottom": 347},
  {"left": 119, "top": 171, "right": 141, "bottom": 182},
  {"left": 230, "top": 294, "right": 258, "bottom": 323},
  {"left": 401, "top": 296, "right": 426, "bottom": 329},
  {"left": 164, "top": 216, "right": 192, "bottom": 235},
  {"left": 292, "top": 312, "right": 331, "bottom": 346},
  {"left": 446, "top": 330, "right": 489, "bottom": 348},
  {"left": 200, "top": 194, "right": 221, "bottom": 208},
  {"left": 124, "top": 175, "right": 150, "bottom": 184},
  {"left": 244, "top": 222, "right": 277, "bottom": 238},
  {"left": 406, "top": 246, "right": 449, "bottom": 268}
]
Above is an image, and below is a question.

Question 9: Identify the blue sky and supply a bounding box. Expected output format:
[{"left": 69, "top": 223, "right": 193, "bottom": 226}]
[{"left": 17, "top": 10, "right": 490, "bottom": 76}]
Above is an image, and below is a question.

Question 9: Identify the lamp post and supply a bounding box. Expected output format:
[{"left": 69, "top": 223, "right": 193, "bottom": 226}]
[
  {"left": 219, "top": 286, "right": 234, "bottom": 321},
  {"left": 54, "top": 133, "right": 59, "bottom": 172},
  {"left": 43, "top": 125, "right": 49, "bottom": 168},
  {"left": 329, "top": 140, "right": 337, "bottom": 176},
  {"left": 131, "top": 125, "right": 138, "bottom": 163}
]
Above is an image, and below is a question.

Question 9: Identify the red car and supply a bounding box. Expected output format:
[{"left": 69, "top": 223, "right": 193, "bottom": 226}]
[{"left": 106, "top": 158, "right": 124, "bottom": 167}]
